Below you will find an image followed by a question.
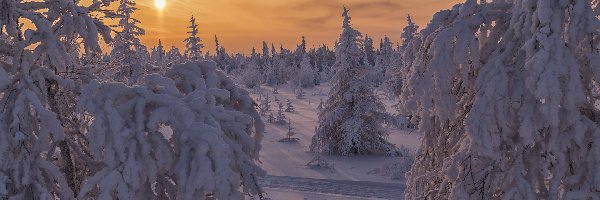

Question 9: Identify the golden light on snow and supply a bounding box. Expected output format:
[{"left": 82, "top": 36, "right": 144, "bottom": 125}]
[{"left": 154, "top": 0, "right": 166, "bottom": 10}]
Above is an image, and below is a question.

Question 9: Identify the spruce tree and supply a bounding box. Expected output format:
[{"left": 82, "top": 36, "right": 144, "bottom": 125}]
[
  {"left": 150, "top": 39, "right": 166, "bottom": 71},
  {"left": 166, "top": 45, "right": 183, "bottom": 66},
  {"left": 262, "top": 41, "right": 270, "bottom": 64},
  {"left": 184, "top": 15, "right": 204, "bottom": 61},
  {"left": 276, "top": 101, "right": 287, "bottom": 124},
  {"left": 285, "top": 99, "right": 295, "bottom": 112},
  {"left": 293, "top": 55, "right": 317, "bottom": 88},
  {"left": 400, "top": 14, "right": 418, "bottom": 51},
  {"left": 310, "top": 7, "right": 396, "bottom": 156},
  {"left": 110, "top": 0, "right": 147, "bottom": 85},
  {"left": 363, "top": 34, "right": 375, "bottom": 66}
]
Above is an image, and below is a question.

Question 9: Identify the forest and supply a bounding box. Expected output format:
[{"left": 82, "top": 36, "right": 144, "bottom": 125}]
[{"left": 0, "top": 0, "right": 599, "bottom": 199}]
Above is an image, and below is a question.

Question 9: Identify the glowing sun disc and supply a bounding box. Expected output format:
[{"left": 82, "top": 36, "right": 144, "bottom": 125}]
[{"left": 155, "top": 0, "right": 166, "bottom": 10}]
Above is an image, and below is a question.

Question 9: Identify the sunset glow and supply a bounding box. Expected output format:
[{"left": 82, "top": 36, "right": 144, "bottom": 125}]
[{"left": 132, "top": 0, "right": 464, "bottom": 53}]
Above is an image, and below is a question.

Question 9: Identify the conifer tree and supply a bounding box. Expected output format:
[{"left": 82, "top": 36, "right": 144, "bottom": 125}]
[
  {"left": 295, "top": 36, "right": 307, "bottom": 60},
  {"left": 151, "top": 39, "right": 166, "bottom": 71},
  {"left": 267, "top": 113, "right": 275, "bottom": 123},
  {"left": 213, "top": 35, "right": 231, "bottom": 72},
  {"left": 400, "top": 14, "right": 419, "bottom": 51},
  {"left": 111, "top": 0, "right": 147, "bottom": 85},
  {"left": 279, "top": 119, "right": 299, "bottom": 143},
  {"left": 276, "top": 101, "right": 287, "bottom": 124},
  {"left": 295, "top": 87, "right": 306, "bottom": 99},
  {"left": 388, "top": 16, "right": 419, "bottom": 98},
  {"left": 259, "top": 93, "right": 271, "bottom": 115},
  {"left": 237, "top": 60, "right": 262, "bottom": 88},
  {"left": 215, "top": 34, "right": 220, "bottom": 56},
  {"left": 285, "top": 99, "right": 295, "bottom": 112},
  {"left": 310, "top": 7, "right": 396, "bottom": 156},
  {"left": 271, "top": 43, "right": 277, "bottom": 58},
  {"left": 293, "top": 55, "right": 317, "bottom": 88},
  {"left": 266, "top": 48, "right": 286, "bottom": 85},
  {"left": 262, "top": 41, "right": 270, "bottom": 64},
  {"left": 166, "top": 45, "right": 183, "bottom": 66},
  {"left": 184, "top": 15, "right": 204, "bottom": 61},
  {"left": 363, "top": 34, "right": 375, "bottom": 66}
]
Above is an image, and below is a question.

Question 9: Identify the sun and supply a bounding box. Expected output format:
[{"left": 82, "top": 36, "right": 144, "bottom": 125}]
[{"left": 154, "top": 0, "right": 166, "bottom": 10}]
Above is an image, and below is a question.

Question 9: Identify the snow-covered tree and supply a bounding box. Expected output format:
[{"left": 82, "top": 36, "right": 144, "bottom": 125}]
[
  {"left": 110, "top": 0, "right": 147, "bottom": 85},
  {"left": 400, "top": 14, "right": 419, "bottom": 51},
  {"left": 382, "top": 37, "right": 407, "bottom": 99},
  {"left": 264, "top": 51, "right": 286, "bottom": 86},
  {"left": 267, "top": 113, "right": 275, "bottom": 123},
  {"left": 286, "top": 120, "right": 296, "bottom": 139},
  {"left": 387, "top": 15, "right": 419, "bottom": 99},
  {"left": 363, "top": 34, "right": 375, "bottom": 66},
  {"left": 261, "top": 41, "right": 270, "bottom": 64},
  {"left": 166, "top": 45, "right": 184, "bottom": 66},
  {"left": 276, "top": 101, "right": 287, "bottom": 124},
  {"left": 401, "top": 0, "right": 600, "bottom": 199},
  {"left": 285, "top": 99, "right": 295, "bottom": 112},
  {"left": 292, "top": 55, "right": 317, "bottom": 88},
  {"left": 0, "top": 0, "right": 270, "bottom": 197},
  {"left": 259, "top": 93, "right": 271, "bottom": 115},
  {"left": 279, "top": 119, "right": 299, "bottom": 143},
  {"left": 310, "top": 7, "right": 396, "bottom": 156},
  {"left": 215, "top": 35, "right": 221, "bottom": 56},
  {"left": 0, "top": 0, "right": 113, "bottom": 197},
  {"left": 295, "top": 87, "right": 306, "bottom": 99},
  {"left": 151, "top": 39, "right": 166, "bottom": 70},
  {"left": 294, "top": 36, "right": 307, "bottom": 63},
  {"left": 236, "top": 60, "right": 262, "bottom": 88},
  {"left": 213, "top": 35, "right": 233, "bottom": 73},
  {"left": 250, "top": 47, "right": 259, "bottom": 61},
  {"left": 184, "top": 15, "right": 204, "bottom": 61},
  {"left": 315, "top": 44, "right": 336, "bottom": 82},
  {"left": 271, "top": 43, "right": 277, "bottom": 58},
  {"left": 364, "top": 42, "right": 388, "bottom": 87},
  {"left": 77, "top": 60, "right": 265, "bottom": 199}
]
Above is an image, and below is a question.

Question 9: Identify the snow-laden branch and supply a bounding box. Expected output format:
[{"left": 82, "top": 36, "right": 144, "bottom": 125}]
[{"left": 77, "top": 61, "right": 265, "bottom": 199}]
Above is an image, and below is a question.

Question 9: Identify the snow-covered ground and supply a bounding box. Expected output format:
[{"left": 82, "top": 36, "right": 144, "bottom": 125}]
[
  {"left": 248, "top": 83, "right": 422, "bottom": 199},
  {"left": 258, "top": 175, "right": 404, "bottom": 199}
]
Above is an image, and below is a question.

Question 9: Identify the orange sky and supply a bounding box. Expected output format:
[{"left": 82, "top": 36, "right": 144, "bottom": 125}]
[{"left": 131, "top": 0, "right": 464, "bottom": 54}]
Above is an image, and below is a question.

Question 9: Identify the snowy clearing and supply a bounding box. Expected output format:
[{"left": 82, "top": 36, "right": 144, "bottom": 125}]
[{"left": 250, "top": 83, "right": 420, "bottom": 199}]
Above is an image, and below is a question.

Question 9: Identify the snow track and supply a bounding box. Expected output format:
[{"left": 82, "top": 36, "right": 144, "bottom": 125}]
[{"left": 258, "top": 175, "right": 405, "bottom": 199}]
